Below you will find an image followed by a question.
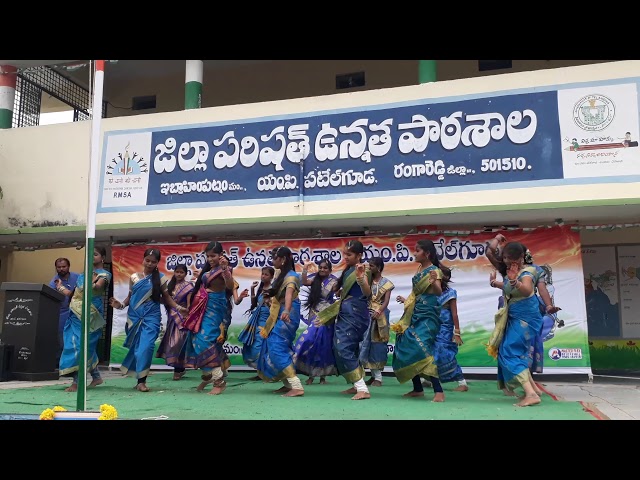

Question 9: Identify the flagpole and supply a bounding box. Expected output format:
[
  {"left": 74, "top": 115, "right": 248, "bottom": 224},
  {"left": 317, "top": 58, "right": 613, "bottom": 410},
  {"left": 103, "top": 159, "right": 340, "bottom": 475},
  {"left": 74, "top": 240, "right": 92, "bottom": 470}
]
[{"left": 77, "top": 60, "right": 105, "bottom": 411}]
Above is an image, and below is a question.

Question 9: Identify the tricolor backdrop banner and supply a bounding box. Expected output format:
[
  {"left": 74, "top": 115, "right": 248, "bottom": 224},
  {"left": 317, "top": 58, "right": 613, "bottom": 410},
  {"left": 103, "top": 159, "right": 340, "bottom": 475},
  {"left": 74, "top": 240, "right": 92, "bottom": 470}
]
[{"left": 109, "top": 225, "right": 591, "bottom": 374}]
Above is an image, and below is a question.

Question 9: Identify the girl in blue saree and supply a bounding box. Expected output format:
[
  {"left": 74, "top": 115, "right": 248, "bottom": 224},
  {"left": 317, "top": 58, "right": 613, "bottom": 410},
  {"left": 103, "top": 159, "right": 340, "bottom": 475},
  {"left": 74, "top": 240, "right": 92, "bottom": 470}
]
[
  {"left": 361, "top": 257, "right": 393, "bottom": 387},
  {"left": 59, "top": 247, "right": 111, "bottom": 392},
  {"left": 487, "top": 236, "right": 560, "bottom": 400},
  {"left": 433, "top": 265, "right": 468, "bottom": 391},
  {"left": 239, "top": 266, "right": 275, "bottom": 378},
  {"left": 156, "top": 264, "right": 194, "bottom": 380},
  {"left": 110, "top": 248, "right": 187, "bottom": 392},
  {"left": 392, "top": 239, "right": 445, "bottom": 402},
  {"left": 315, "top": 240, "right": 373, "bottom": 400},
  {"left": 256, "top": 246, "right": 305, "bottom": 397},
  {"left": 182, "top": 241, "right": 235, "bottom": 395},
  {"left": 485, "top": 240, "right": 546, "bottom": 407},
  {"left": 293, "top": 258, "right": 338, "bottom": 384}
]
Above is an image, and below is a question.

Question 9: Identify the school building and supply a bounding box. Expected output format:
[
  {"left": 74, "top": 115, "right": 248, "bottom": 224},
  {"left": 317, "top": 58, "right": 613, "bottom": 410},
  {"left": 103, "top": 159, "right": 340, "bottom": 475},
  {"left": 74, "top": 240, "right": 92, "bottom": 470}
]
[{"left": 0, "top": 60, "right": 638, "bottom": 374}]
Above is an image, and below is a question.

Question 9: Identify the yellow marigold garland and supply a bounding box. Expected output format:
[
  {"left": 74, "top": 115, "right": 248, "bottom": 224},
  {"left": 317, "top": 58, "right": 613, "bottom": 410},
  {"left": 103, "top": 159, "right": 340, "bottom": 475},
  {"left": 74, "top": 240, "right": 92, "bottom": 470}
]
[
  {"left": 39, "top": 404, "right": 118, "bottom": 420},
  {"left": 98, "top": 404, "right": 118, "bottom": 420},
  {"left": 39, "top": 408, "right": 55, "bottom": 420}
]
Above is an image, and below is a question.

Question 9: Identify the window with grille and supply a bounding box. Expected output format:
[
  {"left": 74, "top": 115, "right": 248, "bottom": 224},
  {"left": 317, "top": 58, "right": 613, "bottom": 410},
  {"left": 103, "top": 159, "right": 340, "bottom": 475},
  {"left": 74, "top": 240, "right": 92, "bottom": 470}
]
[{"left": 11, "top": 65, "right": 107, "bottom": 128}]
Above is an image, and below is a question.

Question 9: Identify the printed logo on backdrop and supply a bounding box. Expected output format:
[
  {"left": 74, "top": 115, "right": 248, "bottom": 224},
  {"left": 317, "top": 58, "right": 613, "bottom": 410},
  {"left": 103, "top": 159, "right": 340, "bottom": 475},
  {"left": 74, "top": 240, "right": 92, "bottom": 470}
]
[
  {"left": 101, "top": 132, "right": 152, "bottom": 208},
  {"left": 558, "top": 82, "right": 640, "bottom": 179},
  {"left": 572, "top": 94, "right": 616, "bottom": 131},
  {"left": 548, "top": 347, "right": 583, "bottom": 361}
]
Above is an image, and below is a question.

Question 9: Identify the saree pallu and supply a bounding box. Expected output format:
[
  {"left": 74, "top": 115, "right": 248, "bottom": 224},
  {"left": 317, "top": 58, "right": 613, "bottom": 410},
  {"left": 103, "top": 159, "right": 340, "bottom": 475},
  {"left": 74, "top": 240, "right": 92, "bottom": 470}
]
[
  {"left": 359, "top": 307, "right": 390, "bottom": 370},
  {"left": 528, "top": 266, "right": 546, "bottom": 373},
  {"left": 59, "top": 270, "right": 111, "bottom": 376},
  {"left": 239, "top": 294, "right": 270, "bottom": 369},
  {"left": 433, "top": 288, "right": 464, "bottom": 383},
  {"left": 120, "top": 273, "right": 166, "bottom": 379},
  {"left": 257, "top": 298, "right": 301, "bottom": 382},
  {"left": 184, "top": 290, "right": 230, "bottom": 371},
  {"left": 222, "top": 279, "right": 239, "bottom": 341},
  {"left": 333, "top": 293, "right": 371, "bottom": 384},
  {"left": 529, "top": 304, "right": 545, "bottom": 374},
  {"left": 293, "top": 321, "right": 338, "bottom": 377},
  {"left": 497, "top": 294, "right": 544, "bottom": 391},
  {"left": 392, "top": 292, "right": 441, "bottom": 383},
  {"left": 156, "top": 281, "right": 194, "bottom": 368}
]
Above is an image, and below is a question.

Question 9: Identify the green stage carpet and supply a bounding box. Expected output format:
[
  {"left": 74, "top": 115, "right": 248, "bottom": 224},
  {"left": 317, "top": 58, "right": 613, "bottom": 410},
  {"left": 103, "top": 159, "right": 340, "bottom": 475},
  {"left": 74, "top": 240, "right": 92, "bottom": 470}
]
[{"left": 0, "top": 372, "right": 597, "bottom": 420}]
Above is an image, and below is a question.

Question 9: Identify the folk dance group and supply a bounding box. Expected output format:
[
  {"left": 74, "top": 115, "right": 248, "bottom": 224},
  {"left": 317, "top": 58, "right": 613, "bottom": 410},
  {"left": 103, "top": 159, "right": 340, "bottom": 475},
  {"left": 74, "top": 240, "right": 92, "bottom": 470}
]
[{"left": 56, "top": 233, "right": 560, "bottom": 407}]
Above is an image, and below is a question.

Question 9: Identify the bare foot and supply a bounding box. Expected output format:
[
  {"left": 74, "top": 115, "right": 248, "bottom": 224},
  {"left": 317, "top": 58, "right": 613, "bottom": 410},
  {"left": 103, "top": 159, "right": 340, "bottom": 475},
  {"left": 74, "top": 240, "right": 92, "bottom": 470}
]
[
  {"left": 305, "top": 377, "right": 314, "bottom": 385},
  {"left": 502, "top": 388, "right": 518, "bottom": 397},
  {"left": 403, "top": 390, "right": 424, "bottom": 397},
  {"left": 517, "top": 394, "right": 542, "bottom": 402},
  {"left": 209, "top": 381, "right": 227, "bottom": 395},
  {"left": 432, "top": 392, "right": 445, "bottom": 402},
  {"left": 64, "top": 384, "right": 78, "bottom": 392},
  {"left": 515, "top": 394, "right": 541, "bottom": 407},
  {"left": 282, "top": 388, "right": 304, "bottom": 397},
  {"left": 370, "top": 380, "right": 382, "bottom": 387},
  {"left": 453, "top": 384, "right": 469, "bottom": 392},
  {"left": 88, "top": 378, "right": 103, "bottom": 387},
  {"left": 351, "top": 391, "right": 371, "bottom": 400},
  {"left": 173, "top": 371, "right": 186, "bottom": 381},
  {"left": 197, "top": 375, "right": 214, "bottom": 392},
  {"left": 273, "top": 386, "right": 291, "bottom": 394},
  {"left": 319, "top": 377, "right": 327, "bottom": 384},
  {"left": 135, "top": 383, "right": 150, "bottom": 392},
  {"left": 341, "top": 387, "right": 357, "bottom": 394}
]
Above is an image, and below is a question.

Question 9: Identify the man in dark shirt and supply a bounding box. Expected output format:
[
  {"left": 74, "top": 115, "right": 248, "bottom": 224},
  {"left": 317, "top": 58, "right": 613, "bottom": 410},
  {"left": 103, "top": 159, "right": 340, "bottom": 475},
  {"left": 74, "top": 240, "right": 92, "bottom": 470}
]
[{"left": 48, "top": 258, "right": 79, "bottom": 364}]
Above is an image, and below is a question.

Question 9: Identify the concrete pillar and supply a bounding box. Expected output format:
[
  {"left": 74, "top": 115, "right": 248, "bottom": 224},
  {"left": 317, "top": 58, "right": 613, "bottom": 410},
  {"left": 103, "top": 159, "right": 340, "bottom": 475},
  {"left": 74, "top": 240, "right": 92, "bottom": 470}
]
[
  {"left": 0, "top": 65, "right": 18, "bottom": 128},
  {"left": 418, "top": 60, "right": 437, "bottom": 84},
  {"left": 185, "top": 60, "right": 203, "bottom": 109}
]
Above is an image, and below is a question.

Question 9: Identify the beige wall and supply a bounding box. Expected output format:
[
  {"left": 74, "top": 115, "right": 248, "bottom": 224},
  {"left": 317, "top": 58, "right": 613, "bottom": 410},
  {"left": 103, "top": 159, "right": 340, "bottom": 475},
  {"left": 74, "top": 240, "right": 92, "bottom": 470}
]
[
  {"left": 580, "top": 226, "right": 640, "bottom": 245},
  {"left": 1, "top": 60, "right": 639, "bottom": 236},
  {"left": 0, "top": 247, "right": 87, "bottom": 328},
  {"left": 3, "top": 247, "right": 86, "bottom": 284},
  {"left": 40, "top": 94, "right": 74, "bottom": 114},
  {"left": 0, "top": 119, "right": 90, "bottom": 229}
]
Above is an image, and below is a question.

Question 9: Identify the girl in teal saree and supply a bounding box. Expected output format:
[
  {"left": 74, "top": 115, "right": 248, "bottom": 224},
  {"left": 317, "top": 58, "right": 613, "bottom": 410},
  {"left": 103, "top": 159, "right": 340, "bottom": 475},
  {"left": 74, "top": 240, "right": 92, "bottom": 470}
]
[{"left": 392, "top": 240, "right": 445, "bottom": 402}]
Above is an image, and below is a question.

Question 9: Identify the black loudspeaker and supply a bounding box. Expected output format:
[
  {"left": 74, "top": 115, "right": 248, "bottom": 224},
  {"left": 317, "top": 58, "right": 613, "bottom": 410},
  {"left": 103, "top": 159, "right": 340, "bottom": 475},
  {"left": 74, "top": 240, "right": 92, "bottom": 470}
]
[{"left": 0, "top": 282, "right": 64, "bottom": 381}]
